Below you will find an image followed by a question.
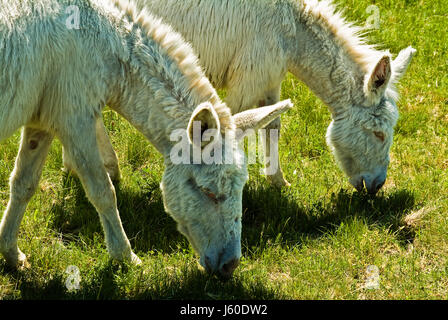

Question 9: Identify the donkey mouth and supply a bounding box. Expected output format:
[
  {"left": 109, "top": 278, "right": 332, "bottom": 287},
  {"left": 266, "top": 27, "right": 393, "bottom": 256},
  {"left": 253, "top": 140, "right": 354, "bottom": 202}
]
[
  {"left": 354, "top": 177, "right": 385, "bottom": 195},
  {"left": 353, "top": 179, "right": 365, "bottom": 193},
  {"left": 366, "top": 179, "right": 385, "bottom": 195}
]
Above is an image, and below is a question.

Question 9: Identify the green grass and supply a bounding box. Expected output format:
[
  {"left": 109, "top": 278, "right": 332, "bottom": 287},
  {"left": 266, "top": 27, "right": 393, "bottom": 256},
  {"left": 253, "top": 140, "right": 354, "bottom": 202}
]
[{"left": 1, "top": 0, "right": 447, "bottom": 300}]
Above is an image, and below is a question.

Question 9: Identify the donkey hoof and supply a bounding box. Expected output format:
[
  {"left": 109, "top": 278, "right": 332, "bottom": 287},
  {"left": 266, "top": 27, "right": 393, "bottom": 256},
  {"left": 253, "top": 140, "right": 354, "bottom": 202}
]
[
  {"left": 267, "top": 175, "right": 291, "bottom": 188},
  {"left": 17, "top": 256, "right": 31, "bottom": 270},
  {"left": 2, "top": 248, "right": 29, "bottom": 270},
  {"left": 130, "top": 252, "right": 142, "bottom": 266}
]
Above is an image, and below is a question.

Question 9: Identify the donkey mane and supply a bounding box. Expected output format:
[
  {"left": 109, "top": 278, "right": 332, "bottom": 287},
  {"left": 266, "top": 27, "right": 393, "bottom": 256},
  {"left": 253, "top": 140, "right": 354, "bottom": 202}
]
[
  {"left": 298, "top": 0, "right": 382, "bottom": 73},
  {"left": 112, "top": 0, "right": 234, "bottom": 132},
  {"left": 294, "top": 0, "right": 404, "bottom": 104}
]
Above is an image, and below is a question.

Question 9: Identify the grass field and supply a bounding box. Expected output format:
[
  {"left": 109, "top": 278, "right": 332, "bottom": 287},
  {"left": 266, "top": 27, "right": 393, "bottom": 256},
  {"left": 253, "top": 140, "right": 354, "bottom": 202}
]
[{"left": 0, "top": 0, "right": 447, "bottom": 300}]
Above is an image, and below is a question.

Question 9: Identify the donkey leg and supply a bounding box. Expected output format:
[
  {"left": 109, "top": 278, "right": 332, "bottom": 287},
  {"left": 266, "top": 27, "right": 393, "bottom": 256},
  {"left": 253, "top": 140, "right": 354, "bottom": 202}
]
[
  {"left": 258, "top": 86, "right": 290, "bottom": 187},
  {"left": 58, "top": 115, "right": 140, "bottom": 264},
  {"left": 262, "top": 114, "right": 290, "bottom": 187},
  {"left": 95, "top": 117, "right": 121, "bottom": 182},
  {"left": 226, "top": 66, "right": 289, "bottom": 187},
  {"left": 63, "top": 115, "right": 121, "bottom": 182},
  {"left": 0, "top": 127, "right": 54, "bottom": 268}
]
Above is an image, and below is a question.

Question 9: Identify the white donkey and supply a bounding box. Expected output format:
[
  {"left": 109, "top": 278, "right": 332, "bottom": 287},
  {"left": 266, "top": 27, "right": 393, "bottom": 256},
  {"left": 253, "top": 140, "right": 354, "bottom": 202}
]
[
  {"left": 0, "top": 0, "right": 292, "bottom": 278},
  {"left": 92, "top": 0, "right": 416, "bottom": 192}
]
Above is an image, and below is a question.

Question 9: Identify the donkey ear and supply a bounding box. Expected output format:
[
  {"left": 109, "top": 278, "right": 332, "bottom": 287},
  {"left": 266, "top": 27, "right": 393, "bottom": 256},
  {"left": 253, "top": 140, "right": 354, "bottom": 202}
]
[
  {"left": 391, "top": 46, "right": 416, "bottom": 84},
  {"left": 187, "top": 102, "right": 221, "bottom": 148},
  {"left": 365, "top": 55, "right": 392, "bottom": 97},
  {"left": 233, "top": 99, "right": 293, "bottom": 140}
]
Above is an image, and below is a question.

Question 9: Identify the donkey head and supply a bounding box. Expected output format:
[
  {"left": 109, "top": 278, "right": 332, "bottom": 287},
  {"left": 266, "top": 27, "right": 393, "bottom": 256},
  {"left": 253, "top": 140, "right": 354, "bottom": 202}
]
[
  {"left": 326, "top": 46, "right": 416, "bottom": 194},
  {"left": 161, "top": 100, "right": 292, "bottom": 279}
]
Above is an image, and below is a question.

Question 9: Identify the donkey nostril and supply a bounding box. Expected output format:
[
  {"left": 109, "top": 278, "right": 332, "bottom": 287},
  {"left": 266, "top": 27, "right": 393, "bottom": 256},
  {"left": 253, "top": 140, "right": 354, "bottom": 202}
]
[
  {"left": 354, "top": 178, "right": 365, "bottom": 192},
  {"left": 220, "top": 259, "right": 240, "bottom": 279},
  {"left": 376, "top": 181, "right": 385, "bottom": 191},
  {"left": 368, "top": 180, "right": 385, "bottom": 195}
]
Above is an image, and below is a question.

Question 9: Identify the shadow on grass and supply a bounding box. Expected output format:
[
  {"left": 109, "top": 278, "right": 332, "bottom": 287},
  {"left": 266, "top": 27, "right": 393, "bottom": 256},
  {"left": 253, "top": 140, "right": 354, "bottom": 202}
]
[
  {"left": 0, "top": 261, "right": 127, "bottom": 299},
  {"left": 49, "top": 172, "right": 417, "bottom": 257},
  {"left": 48, "top": 172, "right": 187, "bottom": 254},
  {"left": 241, "top": 181, "right": 417, "bottom": 256},
  {"left": 0, "top": 260, "right": 280, "bottom": 300},
  {"left": 25, "top": 172, "right": 417, "bottom": 299}
]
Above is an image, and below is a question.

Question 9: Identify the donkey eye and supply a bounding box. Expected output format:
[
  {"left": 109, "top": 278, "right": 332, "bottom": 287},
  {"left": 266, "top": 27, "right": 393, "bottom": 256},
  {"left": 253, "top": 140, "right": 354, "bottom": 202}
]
[
  {"left": 200, "top": 187, "right": 218, "bottom": 204},
  {"left": 373, "top": 131, "right": 385, "bottom": 142}
]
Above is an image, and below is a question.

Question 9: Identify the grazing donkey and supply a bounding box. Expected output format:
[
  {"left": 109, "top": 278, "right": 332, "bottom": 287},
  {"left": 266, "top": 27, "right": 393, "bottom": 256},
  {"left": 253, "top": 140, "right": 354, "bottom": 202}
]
[
  {"left": 92, "top": 0, "right": 416, "bottom": 192},
  {"left": 0, "top": 0, "right": 292, "bottom": 278}
]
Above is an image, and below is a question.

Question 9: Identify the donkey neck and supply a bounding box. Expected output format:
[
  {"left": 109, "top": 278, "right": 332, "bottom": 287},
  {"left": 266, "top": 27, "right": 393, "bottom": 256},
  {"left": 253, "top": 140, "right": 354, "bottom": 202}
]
[
  {"left": 107, "top": 3, "right": 232, "bottom": 157},
  {"left": 287, "top": 2, "right": 376, "bottom": 118}
]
